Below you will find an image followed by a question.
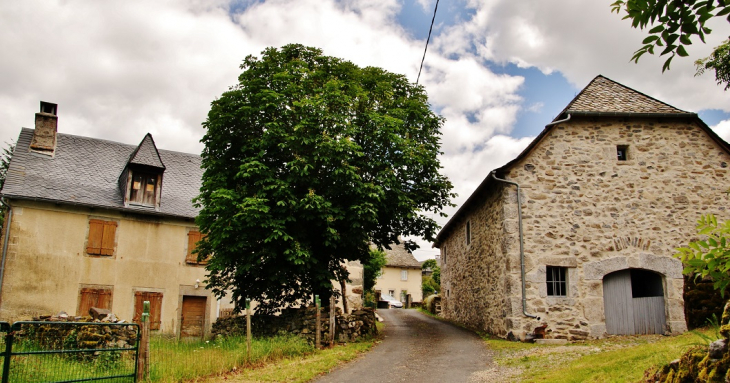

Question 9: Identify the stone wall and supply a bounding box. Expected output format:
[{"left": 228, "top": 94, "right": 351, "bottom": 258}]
[
  {"left": 440, "top": 183, "right": 511, "bottom": 336},
  {"left": 441, "top": 117, "right": 730, "bottom": 340},
  {"left": 211, "top": 305, "right": 377, "bottom": 346}
]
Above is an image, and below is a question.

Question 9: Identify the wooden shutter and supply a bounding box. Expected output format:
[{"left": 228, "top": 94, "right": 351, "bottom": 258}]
[
  {"left": 78, "top": 287, "right": 112, "bottom": 316},
  {"left": 87, "top": 220, "right": 104, "bottom": 255},
  {"left": 187, "top": 231, "right": 207, "bottom": 264},
  {"left": 134, "top": 291, "right": 163, "bottom": 330},
  {"left": 101, "top": 221, "right": 117, "bottom": 256}
]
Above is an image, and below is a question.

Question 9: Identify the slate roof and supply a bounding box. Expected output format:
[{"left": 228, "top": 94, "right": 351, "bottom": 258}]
[
  {"left": 128, "top": 134, "right": 166, "bottom": 169},
  {"left": 559, "top": 75, "right": 689, "bottom": 115},
  {"left": 383, "top": 243, "right": 421, "bottom": 268},
  {"left": 434, "top": 75, "right": 727, "bottom": 246},
  {"left": 2, "top": 128, "right": 202, "bottom": 219}
]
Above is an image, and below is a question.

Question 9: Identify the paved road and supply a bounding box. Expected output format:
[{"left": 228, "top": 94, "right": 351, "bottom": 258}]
[{"left": 313, "top": 309, "right": 493, "bottom": 383}]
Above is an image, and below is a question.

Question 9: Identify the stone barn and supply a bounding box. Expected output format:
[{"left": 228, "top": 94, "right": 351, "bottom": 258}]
[{"left": 433, "top": 75, "right": 730, "bottom": 340}]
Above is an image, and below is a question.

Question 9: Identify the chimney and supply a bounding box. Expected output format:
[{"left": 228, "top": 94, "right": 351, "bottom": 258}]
[{"left": 30, "top": 101, "right": 58, "bottom": 155}]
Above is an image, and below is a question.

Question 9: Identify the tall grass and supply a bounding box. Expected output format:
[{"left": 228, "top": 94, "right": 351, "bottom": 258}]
[{"left": 147, "top": 334, "right": 314, "bottom": 382}]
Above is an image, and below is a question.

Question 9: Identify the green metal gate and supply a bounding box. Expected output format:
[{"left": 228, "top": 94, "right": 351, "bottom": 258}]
[{"left": 1, "top": 321, "right": 140, "bottom": 383}]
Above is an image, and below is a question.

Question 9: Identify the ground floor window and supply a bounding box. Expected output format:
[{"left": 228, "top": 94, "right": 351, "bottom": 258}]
[
  {"left": 133, "top": 291, "right": 163, "bottom": 330},
  {"left": 78, "top": 286, "right": 112, "bottom": 317},
  {"left": 546, "top": 266, "right": 568, "bottom": 297}
]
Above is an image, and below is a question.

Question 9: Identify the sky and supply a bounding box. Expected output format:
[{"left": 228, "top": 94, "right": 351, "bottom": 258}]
[{"left": 1, "top": 0, "right": 729, "bottom": 261}]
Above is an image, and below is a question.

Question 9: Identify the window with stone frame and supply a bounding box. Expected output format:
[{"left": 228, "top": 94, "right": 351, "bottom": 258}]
[
  {"left": 617, "top": 145, "right": 629, "bottom": 161},
  {"left": 546, "top": 266, "right": 568, "bottom": 297},
  {"left": 133, "top": 291, "right": 163, "bottom": 330},
  {"left": 78, "top": 286, "right": 112, "bottom": 317},
  {"left": 86, "top": 219, "right": 117, "bottom": 256},
  {"left": 401, "top": 269, "right": 408, "bottom": 281}
]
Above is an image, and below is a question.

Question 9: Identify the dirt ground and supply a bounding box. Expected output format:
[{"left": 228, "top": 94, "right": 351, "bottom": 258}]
[{"left": 312, "top": 309, "right": 500, "bottom": 383}]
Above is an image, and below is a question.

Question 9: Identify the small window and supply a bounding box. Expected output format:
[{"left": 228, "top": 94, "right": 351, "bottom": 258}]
[
  {"left": 133, "top": 291, "right": 163, "bottom": 330},
  {"left": 130, "top": 171, "right": 159, "bottom": 206},
  {"left": 617, "top": 145, "right": 628, "bottom": 161},
  {"left": 87, "top": 219, "right": 117, "bottom": 256},
  {"left": 546, "top": 266, "right": 568, "bottom": 297},
  {"left": 401, "top": 269, "right": 408, "bottom": 281},
  {"left": 442, "top": 245, "right": 447, "bottom": 264},
  {"left": 466, "top": 221, "right": 471, "bottom": 245},
  {"left": 400, "top": 290, "right": 407, "bottom": 303},
  {"left": 388, "top": 289, "right": 395, "bottom": 297},
  {"left": 186, "top": 230, "right": 208, "bottom": 265},
  {"left": 78, "top": 286, "right": 112, "bottom": 317}
]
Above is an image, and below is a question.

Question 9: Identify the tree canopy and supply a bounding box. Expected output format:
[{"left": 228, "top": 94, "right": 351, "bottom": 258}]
[
  {"left": 195, "top": 44, "right": 454, "bottom": 314},
  {"left": 611, "top": 0, "right": 730, "bottom": 88},
  {"left": 363, "top": 249, "right": 387, "bottom": 293},
  {"left": 676, "top": 214, "right": 730, "bottom": 296}
]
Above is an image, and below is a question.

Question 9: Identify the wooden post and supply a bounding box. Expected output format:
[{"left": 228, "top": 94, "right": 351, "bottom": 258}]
[
  {"left": 329, "top": 295, "right": 335, "bottom": 347},
  {"left": 315, "top": 295, "right": 321, "bottom": 349},
  {"left": 246, "top": 298, "right": 251, "bottom": 361},
  {"left": 136, "top": 300, "right": 150, "bottom": 381}
]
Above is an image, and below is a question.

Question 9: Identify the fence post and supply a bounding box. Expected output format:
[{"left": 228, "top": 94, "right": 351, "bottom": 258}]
[
  {"left": 329, "top": 295, "right": 335, "bottom": 347},
  {"left": 245, "top": 298, "right": 251, "bottom": 361},
  {"left": 136, "top": 301, "right": 150, "bottom": 382},
  {"left": 2, "top": 331, "right": 13, "bottom": 383},
  {"left": 315, "top": 295, "right": 321, "bottom": 349}
]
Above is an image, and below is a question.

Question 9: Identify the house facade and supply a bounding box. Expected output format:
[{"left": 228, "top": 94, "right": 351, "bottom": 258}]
[
  {"left": 374, "top": 243, "right": 423, "bottom": 305},
  {"left": 434, "top": 76, "right": 730, "bottom": 340},
  {"left": 0, "top": 102, "right": 232, "bottom": 337}
]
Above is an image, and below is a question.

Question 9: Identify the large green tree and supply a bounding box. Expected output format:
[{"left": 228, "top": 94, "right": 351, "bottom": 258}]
[
  {"left": 195, "top": 44, "right": 454, "bottom": 314},
  {"left": 611, "top": 0, "right": 730, "bottom": 89}
]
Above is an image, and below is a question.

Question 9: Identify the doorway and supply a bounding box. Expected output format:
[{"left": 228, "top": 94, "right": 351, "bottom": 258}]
[{"left": 603, "top": 269, "right": 666, "bottom": 335}]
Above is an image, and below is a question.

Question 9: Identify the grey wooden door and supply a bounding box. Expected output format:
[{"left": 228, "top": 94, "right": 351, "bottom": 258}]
[
  {"left": 603, "top": 269, "right": 666, "bottom": 335},
  {"left": 603, "top": 270, "right": 634, "bottom": 335}
]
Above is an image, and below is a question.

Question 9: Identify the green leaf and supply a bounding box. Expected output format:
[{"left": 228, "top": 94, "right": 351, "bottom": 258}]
[
  {"left": 662, "top": 55, "right": 674, "bottom": 72},
  {"left": 677, "top": 45, "right": 690, "bottom": 57}
]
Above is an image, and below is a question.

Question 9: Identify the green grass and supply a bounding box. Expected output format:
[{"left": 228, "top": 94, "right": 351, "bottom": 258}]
[{"left": 486, "top": 329, "right": 717, "bottom": 383}]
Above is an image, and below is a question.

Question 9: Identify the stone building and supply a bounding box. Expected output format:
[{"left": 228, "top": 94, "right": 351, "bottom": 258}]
[
  {"left": 433, "top": 75, "right": 730, "bottom": 341},
  {"left": 0, "top": 101, "right": 231, "bottom": 337}
]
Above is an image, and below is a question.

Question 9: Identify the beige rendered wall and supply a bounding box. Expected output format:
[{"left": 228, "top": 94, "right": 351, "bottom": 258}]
[
  {"left": 0, "top": 200, "right": 233, "bottom": 336},
  {"left": 441, "top": 117, "right": 730, "bottom": 340},
  {"left": 374, "top": 266, "right": 422, "bottom": 303}
]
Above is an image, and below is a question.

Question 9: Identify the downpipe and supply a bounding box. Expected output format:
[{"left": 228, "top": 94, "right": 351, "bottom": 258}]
[{"left": 490, "top": 172, "right": 540, "bottom": 320}]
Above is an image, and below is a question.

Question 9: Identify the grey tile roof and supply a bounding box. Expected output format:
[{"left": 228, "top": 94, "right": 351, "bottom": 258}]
[
  {"left": 128, "top": 134, "right": 166, "bottom": 169},
  {"left": 561, "top": 75, "right": 689, "bottom": 116},
  {"left": 2, "top": 128, "right": 201, "bottom": 219},
  {"left": 383, "top": 243, "right": 421, "bottom": 268}
]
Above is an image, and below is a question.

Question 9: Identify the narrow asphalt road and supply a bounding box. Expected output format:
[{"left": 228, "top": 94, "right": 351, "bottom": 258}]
[{"left": 313, "top": 309, "right": 493, "bottom": 383}]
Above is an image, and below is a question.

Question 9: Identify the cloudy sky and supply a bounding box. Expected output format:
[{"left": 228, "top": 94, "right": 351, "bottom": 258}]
[{"left": 2, "top": 0, "right": 729, "bottom": 260}]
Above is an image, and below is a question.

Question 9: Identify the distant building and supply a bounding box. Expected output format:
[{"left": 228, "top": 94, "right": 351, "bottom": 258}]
[{"left": 374, "top": 243, "right": 423, "bottom": 305}]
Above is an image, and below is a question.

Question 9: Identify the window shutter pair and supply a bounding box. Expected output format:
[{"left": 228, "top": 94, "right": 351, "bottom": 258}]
[
  {"left": 186, "top": 231, "right": 207, "bottom": 265},
  {"left": 133, "top": 291, "right": 163, "bottom": 330},
  {"left": 87, "top": 219, "right": 117, "bottom": 255},
  {"left": 78, "top": 287, "right": 112, "bottom": 317}
]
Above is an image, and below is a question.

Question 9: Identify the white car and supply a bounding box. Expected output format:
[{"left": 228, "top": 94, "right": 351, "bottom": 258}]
[{"left": 379, "top": 294, "right": 403, "bottom": 308}]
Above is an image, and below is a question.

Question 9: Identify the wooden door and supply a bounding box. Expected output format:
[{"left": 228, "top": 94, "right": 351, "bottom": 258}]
[
  {"left": 604, "top": 269, "right": 666, "bottom": 335},
  {"left": 603, "top": 270, "right": 634, "bottom": 335},
  {"left": 181, "top": 296, "right": 207, "bottom": 339}
]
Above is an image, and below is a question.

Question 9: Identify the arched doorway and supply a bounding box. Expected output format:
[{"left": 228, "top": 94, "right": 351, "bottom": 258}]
[{"left": 603, "top": 269, "right": 666, "bottom": 335}]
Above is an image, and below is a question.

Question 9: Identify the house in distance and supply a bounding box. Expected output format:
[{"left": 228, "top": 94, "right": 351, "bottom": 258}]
[{"left": 433, "top": 75, "right": 730, "bottom": 341}]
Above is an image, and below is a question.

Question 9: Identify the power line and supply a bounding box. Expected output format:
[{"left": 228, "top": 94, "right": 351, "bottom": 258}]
[{"left": 416, "top": 0, "right": 440, "bottom": 85}]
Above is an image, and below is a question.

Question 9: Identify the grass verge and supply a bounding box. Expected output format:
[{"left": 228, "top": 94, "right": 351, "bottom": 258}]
[{"left": 486, "top": 328, "right": 716, "bottom": 383}]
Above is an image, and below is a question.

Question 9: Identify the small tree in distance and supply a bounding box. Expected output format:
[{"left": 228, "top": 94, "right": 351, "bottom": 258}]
[
  {"left": 195, "top": 44, "right": 454, "bottom": 314},
  {"left": 421, "top": 259, "right": 441, "bottom": 297}
]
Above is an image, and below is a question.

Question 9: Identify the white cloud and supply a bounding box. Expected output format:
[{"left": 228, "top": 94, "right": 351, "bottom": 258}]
[{"left": 712, "top": 120, "right": 730, "bottom": 143}]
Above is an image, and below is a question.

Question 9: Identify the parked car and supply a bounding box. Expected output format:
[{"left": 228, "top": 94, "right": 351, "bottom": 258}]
[{"left": 379, "top": 294, "right": 403, "bottom": 308}]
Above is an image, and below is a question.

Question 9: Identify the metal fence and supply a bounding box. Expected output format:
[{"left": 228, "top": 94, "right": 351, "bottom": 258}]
[{"left": 0, "top": 321, "right": 140, "bottom": 383}]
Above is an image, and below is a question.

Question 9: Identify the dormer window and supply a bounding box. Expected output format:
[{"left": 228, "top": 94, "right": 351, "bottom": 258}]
[
  {"left": 130, "top": 171, "right": 159, "bottom": 206},
  {"left": 119, "top": 133, "right": 166, "bottom": 211}
]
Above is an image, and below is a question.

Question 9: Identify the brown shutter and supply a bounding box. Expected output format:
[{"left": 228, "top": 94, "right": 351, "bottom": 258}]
[
  {"left": 134, "top": 291, "right": 163, "bottom": 330},
  {"left": 87, "top": 220, "right": 104, "bottom": 254},
  {"left": 78, "top": 287, "right": 112, "bottom": 316},
  {"left": 100, "top": 221, "right": 117, "bottom": 256},
  {"left": 187, "top": 231, "right": 202, "bottom": 264}
]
